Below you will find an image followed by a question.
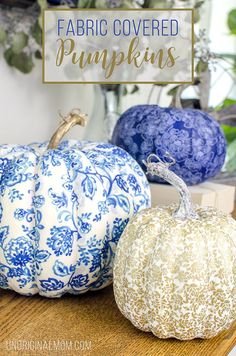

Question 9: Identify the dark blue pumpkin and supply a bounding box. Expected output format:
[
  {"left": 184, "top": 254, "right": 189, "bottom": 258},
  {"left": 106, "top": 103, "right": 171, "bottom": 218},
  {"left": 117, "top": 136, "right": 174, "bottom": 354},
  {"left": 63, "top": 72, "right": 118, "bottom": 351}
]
[{"left": 111, "top": 105, "right": 227, "bottom": 186}]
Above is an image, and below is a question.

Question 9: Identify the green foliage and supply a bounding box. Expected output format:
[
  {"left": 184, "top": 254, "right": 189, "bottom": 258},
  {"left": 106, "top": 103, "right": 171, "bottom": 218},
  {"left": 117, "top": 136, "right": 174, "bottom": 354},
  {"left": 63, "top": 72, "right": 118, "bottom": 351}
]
[
  {"left": 122, "top": 85, "right": 139, "bottom": 96},
  {"left": 12, "top": 32, "right": 28, "bottom": 54},
  {"left": 146, "top": 0, "right": 169, "bottom": 7},
  {"left": 225, "top": 139, "right": 236, "bottom": 173},
  {"left": 194, "top": 9, "right": 200, "bottom": 23},
  {"left": 3, "top": 30, "right": 33, "bottom": 73},
  {"left": 38, "top": 0, "right": 47, "bottom": 7},
  {"left": 0, "top": 27, "right": 7, "bottom": 45},
  {"left": 154, "top": 83, "right": 167, "bottom": 87},
  {"left": 37, "top": 0, "right": 47, "bottom": 28},
  {"left": 216, "top": 99, "right": 236, "bottom": 145},
  {"left": 194, "top": 1, "right": 205, "bottom": 9},
  {"left": 167, "top": 85, "right": 181, "bottom": 96},
  {"left": 227, "top": 9, "right": 236, "bottom": 35},
  {"left": 122, "top": 86, "right": 128, "bottom": 96},
  {"left": 196, "top": 59, "right": 208, "bottom": 74},
  {"left": 130, "top": 85, "right": 139, "bottom": 94},
  {"left": 216, "top": 98, "right": 236, "bottom": 111},
  {"left": 1, "top": 1, "right": 45, "bottom": 73},
  {"left": 35, "top": 50, "right": 42, "bottom": 59},
  {"left": 4, "top": 48, "right": 34, "bottom": 73},
  {"left": 31, "top": 21, "right": 42, "bottom": 45},
  {"left": 78, "top": 0, "right": 96, "bottom": 7},
  {"left": 123, "top": 0, "right": 141, "bottom": 7},
  {"left": 222, "top": 125, "right": 236, "bottom": 144},
  {"left": 11, "top": 53, "right": 34, "bottom": 73},
  {"left": 4, "top": 48, "right": 15, "bottom": 67}
]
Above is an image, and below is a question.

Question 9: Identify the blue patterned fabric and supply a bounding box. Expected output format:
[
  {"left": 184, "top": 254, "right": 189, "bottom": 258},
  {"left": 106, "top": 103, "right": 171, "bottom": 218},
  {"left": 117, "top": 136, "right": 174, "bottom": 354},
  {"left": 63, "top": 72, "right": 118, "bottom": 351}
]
[
  {"left": 0, "top": 140, "right": 150, "bottom": 297},
  {"left": 111, "top": 105, "right": 227, "bottom": 185}
]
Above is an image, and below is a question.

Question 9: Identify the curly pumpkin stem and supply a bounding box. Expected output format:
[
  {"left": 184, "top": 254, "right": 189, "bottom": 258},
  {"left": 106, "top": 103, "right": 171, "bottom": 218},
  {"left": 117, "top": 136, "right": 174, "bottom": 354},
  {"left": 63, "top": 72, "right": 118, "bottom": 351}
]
[
  {"left": 144, "top": 153, "right": 199, "bottom": 220},
  {"left": 48, "top": 109, "right": 87, "bottom": 150}
]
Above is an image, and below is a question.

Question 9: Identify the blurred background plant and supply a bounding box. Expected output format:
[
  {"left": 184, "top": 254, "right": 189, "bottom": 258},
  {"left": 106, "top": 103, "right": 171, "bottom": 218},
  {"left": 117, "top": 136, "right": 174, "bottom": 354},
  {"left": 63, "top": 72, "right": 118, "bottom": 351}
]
[
  {"left": 0, "top": 0, "right": 236, "bottom": 175},
  {"left": 215, "top": 8, "right": 236, "bottom": 174}
]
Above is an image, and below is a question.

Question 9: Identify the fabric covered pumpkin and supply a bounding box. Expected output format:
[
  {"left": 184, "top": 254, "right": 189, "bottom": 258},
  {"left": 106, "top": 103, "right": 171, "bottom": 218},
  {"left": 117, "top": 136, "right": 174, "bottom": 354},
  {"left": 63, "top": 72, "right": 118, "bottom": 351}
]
[
  {"left": 0, "top": 109, "right": 150, "bottom": 297},
  {"left": 114, "top": 153, "right": 236, "bottom": 340},
  {"left": 111, "top": 105, "right": 227, "bottom": 185}
]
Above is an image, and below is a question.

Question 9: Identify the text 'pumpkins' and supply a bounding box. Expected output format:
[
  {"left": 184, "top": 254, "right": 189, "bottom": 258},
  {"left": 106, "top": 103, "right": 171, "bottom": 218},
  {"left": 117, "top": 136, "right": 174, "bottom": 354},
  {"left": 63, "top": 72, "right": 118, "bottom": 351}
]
[
  {"left": 0, "top": 110, "right": 150, "bottom": 297},
  {"left": 114, "top": 153, "right": 236, "bottom": 340}
]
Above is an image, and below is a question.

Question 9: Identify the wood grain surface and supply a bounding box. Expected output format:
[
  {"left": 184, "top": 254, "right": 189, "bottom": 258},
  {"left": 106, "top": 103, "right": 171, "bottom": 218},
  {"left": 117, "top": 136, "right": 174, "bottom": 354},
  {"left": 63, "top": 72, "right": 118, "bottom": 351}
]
[{"left": 0, "top": 206, "right": 236, "bottom": 356}]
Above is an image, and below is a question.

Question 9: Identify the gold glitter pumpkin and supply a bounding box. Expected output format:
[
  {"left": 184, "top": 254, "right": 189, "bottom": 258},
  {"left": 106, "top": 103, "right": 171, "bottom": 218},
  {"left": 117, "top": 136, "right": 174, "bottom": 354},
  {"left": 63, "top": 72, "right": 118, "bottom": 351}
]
[{"left": 113, "top": 154, "right": 236, "bottom": 340}]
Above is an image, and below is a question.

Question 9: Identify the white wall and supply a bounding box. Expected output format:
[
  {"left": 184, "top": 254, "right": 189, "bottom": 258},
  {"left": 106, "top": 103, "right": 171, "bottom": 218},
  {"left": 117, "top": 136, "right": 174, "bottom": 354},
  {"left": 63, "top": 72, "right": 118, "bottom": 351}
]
[{"left": 0, "top": 51, "right": 105, "bottom": 144}]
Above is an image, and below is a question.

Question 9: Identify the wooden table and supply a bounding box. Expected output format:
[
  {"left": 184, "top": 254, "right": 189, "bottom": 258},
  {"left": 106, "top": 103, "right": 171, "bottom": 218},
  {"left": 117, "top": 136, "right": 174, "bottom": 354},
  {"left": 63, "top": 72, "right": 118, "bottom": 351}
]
[{"left": 0, "top": 208, "right": 236, "bottom": 356}]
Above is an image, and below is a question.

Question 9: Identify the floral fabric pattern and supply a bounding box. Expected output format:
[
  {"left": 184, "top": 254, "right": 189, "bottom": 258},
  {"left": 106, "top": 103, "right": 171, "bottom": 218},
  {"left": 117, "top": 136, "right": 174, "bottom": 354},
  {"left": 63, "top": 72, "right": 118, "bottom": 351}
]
[
  {"left": 114, "top": 205, "right": 236, "bottom": 340},
  {"left": 111, "top": 105, "right": 227, "bottom": 185},
  {"left": 0, "top": 140, "right": 150, "bottom": 297}
]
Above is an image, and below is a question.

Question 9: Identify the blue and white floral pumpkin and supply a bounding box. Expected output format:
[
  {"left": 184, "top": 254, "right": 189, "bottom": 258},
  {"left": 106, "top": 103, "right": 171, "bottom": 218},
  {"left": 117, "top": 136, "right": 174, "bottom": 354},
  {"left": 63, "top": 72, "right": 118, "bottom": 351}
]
[
  {"left": 0, "top": 112, "right": 150, "bottom": 297},
  {"left": 111, "top": 105, "right": 227, "bottom": 186}
]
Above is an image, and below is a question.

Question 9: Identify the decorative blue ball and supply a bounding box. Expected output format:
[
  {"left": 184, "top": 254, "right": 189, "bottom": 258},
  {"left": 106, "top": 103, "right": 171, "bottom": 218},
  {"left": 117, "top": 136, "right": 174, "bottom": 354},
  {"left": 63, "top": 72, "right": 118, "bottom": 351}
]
[{"left": 111, "top": 105, "right": 227, "bottom": 186}]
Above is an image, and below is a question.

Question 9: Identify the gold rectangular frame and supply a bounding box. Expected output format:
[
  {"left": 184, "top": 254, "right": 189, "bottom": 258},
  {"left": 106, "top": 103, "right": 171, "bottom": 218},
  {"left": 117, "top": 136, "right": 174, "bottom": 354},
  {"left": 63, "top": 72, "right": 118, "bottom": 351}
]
[{"left": 42, "top": 8, "right": 194, "bottom": 84}]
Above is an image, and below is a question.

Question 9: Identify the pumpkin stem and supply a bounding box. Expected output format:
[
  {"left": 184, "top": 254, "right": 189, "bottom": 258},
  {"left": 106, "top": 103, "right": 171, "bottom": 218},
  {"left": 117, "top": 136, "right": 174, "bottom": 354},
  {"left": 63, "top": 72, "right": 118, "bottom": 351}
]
[
  {"left": 48, "top": 109, "right": 87, "bottom": 150},
  {"left": 144, "top": 153, "right": 199, "bottom": 220}
]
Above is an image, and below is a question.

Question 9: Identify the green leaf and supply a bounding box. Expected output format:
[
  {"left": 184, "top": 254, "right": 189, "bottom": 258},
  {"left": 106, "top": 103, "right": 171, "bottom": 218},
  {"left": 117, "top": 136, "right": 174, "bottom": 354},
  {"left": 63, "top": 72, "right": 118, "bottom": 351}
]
[
  {"left": 123, "top": 0, "right": 141, "bottom": 7},
  {"left": 4, "top": 48, "right": 15, "bottom": 66},
  {"left": 221, "top": 125, "right": 236, "bottom": 144},
  {"left": 154, "top": 83, "right": 167, "bottom": 87},
  {"left": 130, "top": 85, "right": 139, "bottom": 94},
  {"left": 78, "top": 0, "right": 95, "bottom": 7},
  {"left": 215, "top": 98, "right": 236, "bottom": 111},
  {"left": 35, "top": 50, "right": 42, "bottom": 59},
  {"left": 12, "top": 32, "right": 28, "bottom": 54},
  {"left": 196, "top": 59, "right": 208, "bottom": 74},
  {"left": 225, "top": 139, "right": 236, "bottom": 173},
  {"left": 37, "top": 0, "right": 47, "bottom": 28},
  {"left": 0, "top": 27, "right": 7, "bottom": 45},
  {"left": 194, "top": 1, "right": 205, "bottom": 9},
  {"left": 37, "top": 0, "right": 47, "bottom": 10},
  {"left": 227, "top": 9, "right": 236, "bottom": 35},
  {"left": 11, "top": 53, "right": 34, "bottom": 74},
  {"left": 31, "top": 21, "right": 42, "bottom": 45},
  {"left": 194, "top": 8, "right": 200, "bottom": 23},
  {"left": 222, "top": 98, "right": 236, "bottom": 107},
  {"left": 147, "top": 0, "right": 170, "bottom": 7},
  {"left": 122, "top": 86, "right": 128, "bottom": 96},
  {"left": 167, "top": 85, "right": 181, "bottom": 96}
]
